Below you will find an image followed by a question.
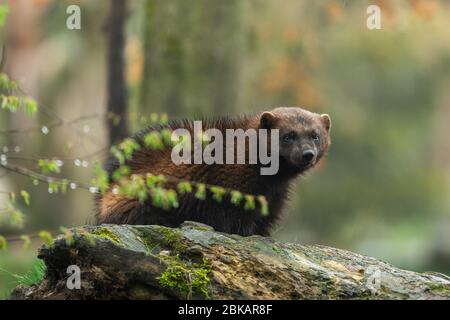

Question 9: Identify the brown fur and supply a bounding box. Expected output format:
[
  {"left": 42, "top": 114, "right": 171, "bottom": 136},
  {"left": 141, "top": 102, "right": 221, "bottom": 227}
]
[{"left": 95, "top": 107, "right": 331, "bottom": 236}]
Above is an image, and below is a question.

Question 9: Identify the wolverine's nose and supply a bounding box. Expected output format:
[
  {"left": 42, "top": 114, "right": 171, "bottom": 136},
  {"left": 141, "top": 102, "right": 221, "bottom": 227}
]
[{"left": 302, "top": 150, "right": 316, "bottom": 163}]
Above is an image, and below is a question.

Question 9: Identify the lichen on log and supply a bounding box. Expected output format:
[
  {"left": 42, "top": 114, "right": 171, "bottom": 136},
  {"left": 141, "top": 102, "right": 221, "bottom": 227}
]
[{"left": 10, "top": 221, "right": 450, "bottom": 300}]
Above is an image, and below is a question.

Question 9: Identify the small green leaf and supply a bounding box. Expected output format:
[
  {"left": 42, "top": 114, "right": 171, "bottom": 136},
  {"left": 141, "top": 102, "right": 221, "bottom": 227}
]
[
  {"left": 160, "top": 128, "right": 173, "bottom": 146},
  {"left": 20, "top": 235, "right": 31, "bottom": 249},
  {"left": 150, "top": 187, "right": 165, "bottom": 209},
  {"left": 10, "top": 209, "right": 25, "bottom": 229},
  {"left": 118, "top": 138, "right": 141, "bottom": 160},
  {"left": 112, "top": 165, "right": 130, "bottom": 181},
  {"left": 177, "top": 181, "right": 193, "bottom": 194},
  {"left": 110, "top": 146, "right": 125, "bottom": 165},
  {"left": 150, "top": 113, "right": 159, "bottom": 124},
  {"left": 230, "top": 190, "right": 243, "bottom": 206},
  {"left": 195, "top": 184, "right": 206, "bottom": 200},
  {"left": 20, "top": 190, "right": 30, "bottom": 206},
  {"left": 160, "top": 113, "right": 169, "bottom": 124},
  {"left": 210, "top": 186, "right": 226, "bottom": 203},
  {"left": 1, "top": 95, "right": 20, "bottom": 112},
  {"left": 146, "top": 174, "right": 159, "bottom": 188},
  {"left": 24, "top": 98, "right": 38, "bottom": 117},
  {"left": 257, "top": 195, "right": 269, "bottom": 216},
  {"left": 0, "top": 235, "right": 7, "bottom": 250},
  {"left": 244, "top": 195, "right": 256, "bottom": 211},
  {"left": 118, "top": 175, "right": 148, "bottom": 203},
  {"left": 38, "top": 159, "right": 61, "bottom": 174},
  {"left": 144, "top": 131, "right": 164, "bottom": 150},
  {"left": 0, "top": 4, "right": 9, "bottom": 27},
  {"left": 59, "top": 226, "right": 74, "bottom": 246},
  {"left": 38, "top": 230, "right": 53, "bottom": 246},
  {"left": 166, "top": 189, "right": 179, "bottom": 208},
  {"left": 48, "top": 181, "right": 60, "bottom": 194},
  {"left": 60, "top": 179, "right": 69, "bottom": 194},
  {"left": 91, "top": 162, "right": 109, "bottom": 194}
]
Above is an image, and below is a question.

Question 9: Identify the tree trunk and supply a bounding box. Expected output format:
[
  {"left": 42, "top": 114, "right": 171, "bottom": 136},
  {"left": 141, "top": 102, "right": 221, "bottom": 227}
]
[
  {"left": 140, "top": 0, "right": 245, "bottom": 117},
  {"left": 10, "top": 222, "right": 450, "bottom": 300},
  {"left": 106, "top": 0, "right": 129, "bottom": 146}
]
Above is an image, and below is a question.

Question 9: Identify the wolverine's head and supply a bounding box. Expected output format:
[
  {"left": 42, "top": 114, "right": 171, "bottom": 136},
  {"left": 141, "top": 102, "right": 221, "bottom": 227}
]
[{"left": 259, "top": 107, "right": 331, "bottom": 175}]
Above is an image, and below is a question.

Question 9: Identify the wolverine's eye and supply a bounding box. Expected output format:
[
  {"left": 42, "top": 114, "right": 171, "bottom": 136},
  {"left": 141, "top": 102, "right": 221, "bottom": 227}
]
[
  {"left": 283, "top": 132, "right": 295, "bottom": 143},
  {"left": 311, "top": 131, "right": 321, "bottom": 142}
]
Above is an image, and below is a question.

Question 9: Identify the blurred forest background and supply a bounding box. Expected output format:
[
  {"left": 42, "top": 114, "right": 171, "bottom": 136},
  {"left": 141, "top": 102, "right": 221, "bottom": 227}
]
[{"left": 1, "top": 0, "right": 450, "bottom": 297}]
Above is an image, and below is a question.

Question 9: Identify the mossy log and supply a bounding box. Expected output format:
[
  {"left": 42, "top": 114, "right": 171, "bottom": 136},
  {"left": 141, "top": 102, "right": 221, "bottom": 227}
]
[{"left": 10, "top": 221, "right": 450, "bottom": 300}]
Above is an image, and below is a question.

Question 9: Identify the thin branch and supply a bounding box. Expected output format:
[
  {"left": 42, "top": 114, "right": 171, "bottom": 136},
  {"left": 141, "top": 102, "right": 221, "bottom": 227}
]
[
  {"left": 2, "top": 83, "right": 105, "bottom": 146},
  {"left": 0, "top": 162, "right": 91, "bottom": 191},
  {"left": 0, "top": 112, "right": 104, "bottom": 134},
  {"left": 3, "top": 229, "right": 62, "bottom": 243},
  {"left": 4, "top": 233, "right": 42, "bottom": 242},
  {"left": 1, "top": 146, "right": 109, "bottom": 166}
]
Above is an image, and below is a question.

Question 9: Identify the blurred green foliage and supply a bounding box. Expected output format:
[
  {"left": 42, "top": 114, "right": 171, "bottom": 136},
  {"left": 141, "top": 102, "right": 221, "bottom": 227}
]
[{"left": 1, "top": 0, "right": 450, "bottom": 297}]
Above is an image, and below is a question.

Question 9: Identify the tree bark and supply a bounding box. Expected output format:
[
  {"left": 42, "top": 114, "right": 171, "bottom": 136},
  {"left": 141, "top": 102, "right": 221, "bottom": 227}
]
[
  {"left": 106, "top": 0, "right": 129, "bottom": 146},
  {"left": 10, "top": 222, "right": 450, "bottom": 300}
]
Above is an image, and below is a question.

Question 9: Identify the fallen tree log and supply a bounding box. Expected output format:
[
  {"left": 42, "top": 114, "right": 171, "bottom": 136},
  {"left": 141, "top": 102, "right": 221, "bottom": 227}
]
[{"left": 10, "top": 221, "right": 450, "bottom": 300}]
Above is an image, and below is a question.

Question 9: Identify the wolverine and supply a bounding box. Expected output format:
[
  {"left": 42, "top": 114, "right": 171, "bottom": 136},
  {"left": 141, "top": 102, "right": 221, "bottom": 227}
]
[{"left": 95, "top": 107, "right": 331, "bottom": 236}]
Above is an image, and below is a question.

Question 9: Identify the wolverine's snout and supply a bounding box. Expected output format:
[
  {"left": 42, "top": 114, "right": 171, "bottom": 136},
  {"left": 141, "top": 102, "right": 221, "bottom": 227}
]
[{"left": 302, "top": 149, "right": 316, "bottom": 164}]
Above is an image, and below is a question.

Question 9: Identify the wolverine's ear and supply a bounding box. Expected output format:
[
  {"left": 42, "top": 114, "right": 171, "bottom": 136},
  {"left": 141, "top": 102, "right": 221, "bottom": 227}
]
[
  {"left": 321, "top": 114, "right": 331, "bottom": 132},
  {"left": 260, "top": 112, "right": 276, "bottom": 129}
]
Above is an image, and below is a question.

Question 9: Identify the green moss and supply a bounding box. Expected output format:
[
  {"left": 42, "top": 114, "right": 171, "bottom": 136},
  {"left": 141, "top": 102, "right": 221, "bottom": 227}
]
[
  {"left": 142, "top": 226, "right": 211, "bottom": 298},
  {"left": 154, "top": 226, "right": 188, "bottom": 252},
  {"left": 271, "top": 245, "right": 284, "bottom": 255},
  {"left": 138, "top": 235, "right": 159, "bottom": 254},
  {"left": 158, "top": 255, "right": 212, "bottom": 299},
  {"left": 92, "top": 227, "right": 122, "bottom": 244},
  {"left": 428, "top": 283, "right": 450, "bottom": 295}
]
